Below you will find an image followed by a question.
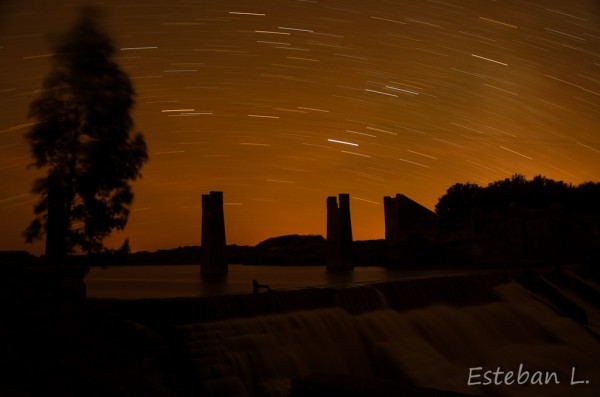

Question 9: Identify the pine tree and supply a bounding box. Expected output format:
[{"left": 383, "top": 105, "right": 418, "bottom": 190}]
[{"left": 23, "top": 6, "right": 148, "bottom": 263}]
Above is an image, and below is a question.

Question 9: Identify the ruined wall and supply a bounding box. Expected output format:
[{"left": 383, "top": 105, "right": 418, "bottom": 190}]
[
  {"left": 383, "top": 194, "right": 438, "bottom": 246},
  {"left": 383, "top": 194, "right": 438, "bottom": 265}
]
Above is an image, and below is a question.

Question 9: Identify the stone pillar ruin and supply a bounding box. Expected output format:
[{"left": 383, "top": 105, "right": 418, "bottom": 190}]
[
  {"left": 327, "top": 194, "right": 354, "bottom": 270},
  {"left": 326, "top": 196, "right": 340, "bottom": 268},
  {"left": 201, "top": 191, "right": 228, "bottom": 276}
]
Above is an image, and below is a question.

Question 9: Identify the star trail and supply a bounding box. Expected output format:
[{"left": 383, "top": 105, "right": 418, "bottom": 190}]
[{"left": 1, "top": 0, "right": 599, "bottom": 254}]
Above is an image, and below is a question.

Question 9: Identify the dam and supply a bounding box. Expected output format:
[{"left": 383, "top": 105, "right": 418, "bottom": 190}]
[{"left": 94, "top": 265, "right": 600, "bottom": 397}]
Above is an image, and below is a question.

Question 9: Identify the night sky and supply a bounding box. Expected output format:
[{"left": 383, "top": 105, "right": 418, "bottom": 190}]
[{"left": 1, "top": 0, "right": 599, "bottom": 254}]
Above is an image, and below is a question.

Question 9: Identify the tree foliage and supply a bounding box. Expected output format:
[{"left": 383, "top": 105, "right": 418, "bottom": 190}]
[
  {"left": 435, "top": 182, "right": 482, "bottom": 227},
  {"left": 23, "top": 6, "right": 148, "bottom": 258},
  {"left": 435, "top": 174, "right": 600, "bottom": 226}
]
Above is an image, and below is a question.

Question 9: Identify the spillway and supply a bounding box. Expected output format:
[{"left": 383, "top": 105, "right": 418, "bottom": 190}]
[{"left": 97, "top": 266, "right": 600, "bottom": 397}]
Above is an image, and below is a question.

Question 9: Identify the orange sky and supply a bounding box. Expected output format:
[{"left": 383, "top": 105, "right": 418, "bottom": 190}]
[{"left": 1, "top": 0, "right": 600, "bottom": 254}]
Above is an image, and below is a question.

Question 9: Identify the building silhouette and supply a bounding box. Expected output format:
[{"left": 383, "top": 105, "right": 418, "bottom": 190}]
[
  {"left": 200, "top": 191, "right": 227, "bottom": 276},
  {"left": 327, "top": 194, "right": 354, "bottom": 270},
  {"left": 383, "top": 194, "right": 438, "bottom": 264},
  {"left": 384, "top": 194, "right": 438, "bottom": 246}
]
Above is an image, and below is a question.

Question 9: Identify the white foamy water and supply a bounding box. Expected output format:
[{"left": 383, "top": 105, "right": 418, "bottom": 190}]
[
  {"left": 88, "top": 265, "right": 600, "bottom": 396},
  {"left": 179, "top": 282, "right": 600, "bottom": 397}
]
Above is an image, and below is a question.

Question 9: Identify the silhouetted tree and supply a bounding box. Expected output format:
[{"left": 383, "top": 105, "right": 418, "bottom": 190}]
[
  {"left": 118, "top": 238, "right": 131, "bottom": 255},
  {"left": 435, "top": 174, "right": 600, "bottom": 227},
  {"left": 23, "top": 7, "right": 148, "bottom": 264},
  {"left": 435, "top": 181, "right": 482, "bottom": 227},
  {"left": 574, "top": 181, "right": 600, "bottom": 216}
]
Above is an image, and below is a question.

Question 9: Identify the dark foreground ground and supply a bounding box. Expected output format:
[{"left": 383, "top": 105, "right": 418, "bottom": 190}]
[{"left": 1, "top": 263, "right": 599, "bottom": 397}]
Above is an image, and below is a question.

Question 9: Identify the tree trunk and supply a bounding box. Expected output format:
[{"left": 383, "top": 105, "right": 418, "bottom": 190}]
[{"left": 46, "top": 180, "right": 68, "bottom": 265}]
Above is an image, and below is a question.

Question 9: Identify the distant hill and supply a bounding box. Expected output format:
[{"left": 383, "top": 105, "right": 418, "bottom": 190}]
[
  {"left": 248, "top": 234, "right": 326, "bottom": 265},
  {"left": 54, "top": 235, "right": 325, "bottom": 266},
  {"left": 56, "top": 234, "right": 391, "bottom": 266},
  {"left": 7, "top": 233, "right": 408, "bottom": 267}
]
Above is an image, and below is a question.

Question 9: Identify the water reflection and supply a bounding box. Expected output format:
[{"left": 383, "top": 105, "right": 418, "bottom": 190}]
[
  {"left": 86, "top": 264, "right": 467, "bottom": 299},
  {"left": 200, "top": 274, "right": 229, "bottom": 296}
]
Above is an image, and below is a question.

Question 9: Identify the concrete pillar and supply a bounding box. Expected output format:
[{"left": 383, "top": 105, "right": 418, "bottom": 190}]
[
  {"left": 201, "top": 194, "right": 211, "bottom": 253},
  {"left": 327, "top": 196, "right": 341, "bottom": 268},
  {"left": 327, "top": 194, "right": 353, "bottom": 270},
  {"left": 338, "top": 194, "right": 353, "bottom": 266},
  {"left": 201, "top": 191, "right": 228, "bottom": 276}
]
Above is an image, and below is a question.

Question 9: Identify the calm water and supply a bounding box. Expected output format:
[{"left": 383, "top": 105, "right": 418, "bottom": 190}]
[{"left": 86, "top": 264, "right": 467, "bottom": 299}]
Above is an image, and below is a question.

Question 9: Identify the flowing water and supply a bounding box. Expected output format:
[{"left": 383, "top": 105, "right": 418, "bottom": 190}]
[
  {"left": 88, "top": 265, "right": 600, "bottom": 396},
  {"left": 175, "top": 281, "right": 600, "bottom": 397}
]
